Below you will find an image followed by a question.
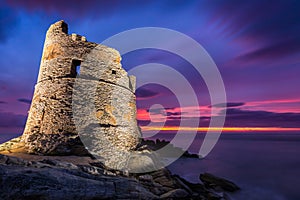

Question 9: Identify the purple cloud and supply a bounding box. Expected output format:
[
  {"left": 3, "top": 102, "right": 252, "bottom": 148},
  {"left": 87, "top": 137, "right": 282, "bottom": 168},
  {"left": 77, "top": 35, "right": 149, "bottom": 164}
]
[
  {"left": 224, "top": 108, "right": 300, "bottom": 128},
  {"left": 202, "top": 0, "right": 300, "bottom": 64},
  {"left": 136, "top": 88, "right": 159, "bottom": 99},
  {"left": 209, "top": 102, "right": 245, "bottom": 108},
  {"left": 235, "top": 38, "right": 300, "bottom": 62},
  {"left": 0, "top": 112, "right": 27, "bottom": 128},
  {"left": 17, "top": 98, "right": 31, "bottom": 104},
  {"left": 138, "top": 107, "right": 300, "bottom": 129}
]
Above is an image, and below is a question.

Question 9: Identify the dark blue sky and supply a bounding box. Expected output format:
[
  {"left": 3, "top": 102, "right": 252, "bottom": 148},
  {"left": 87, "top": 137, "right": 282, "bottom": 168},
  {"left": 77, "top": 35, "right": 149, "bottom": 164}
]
[{"left": 0, "top": 0, "right": 300, "bottom": 134}]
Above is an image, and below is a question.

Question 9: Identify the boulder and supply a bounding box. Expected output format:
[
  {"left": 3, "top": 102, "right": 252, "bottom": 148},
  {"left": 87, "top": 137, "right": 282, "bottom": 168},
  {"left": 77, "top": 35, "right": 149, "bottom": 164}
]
[
  {"left": 200, "top": 173, "right": 240, "bottom": 192},
  {"left": 160, "top": 189, "right": 189, "bottom": 199}
]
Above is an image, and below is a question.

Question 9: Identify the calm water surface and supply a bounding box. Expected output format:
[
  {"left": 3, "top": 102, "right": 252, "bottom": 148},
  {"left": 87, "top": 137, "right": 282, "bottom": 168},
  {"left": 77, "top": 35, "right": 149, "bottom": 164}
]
[{"left": 147, "top": 132, "right": 300, "bottom": 200}]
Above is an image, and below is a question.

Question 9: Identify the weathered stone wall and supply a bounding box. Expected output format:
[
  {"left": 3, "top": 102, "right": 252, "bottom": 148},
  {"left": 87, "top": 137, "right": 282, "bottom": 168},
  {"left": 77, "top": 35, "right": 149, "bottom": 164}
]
[{"left": 22, "top": 20, "right": 140, "bottom": 155}]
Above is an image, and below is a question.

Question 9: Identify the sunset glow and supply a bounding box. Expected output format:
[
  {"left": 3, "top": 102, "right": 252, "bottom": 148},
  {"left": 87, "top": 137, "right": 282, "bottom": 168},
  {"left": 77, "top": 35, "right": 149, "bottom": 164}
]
[
  {"left": 141, "top": 126, "right": 300, "bottom": 132},
  {"left": 0, "top": 1, "right": 300, "bottom": 134}
]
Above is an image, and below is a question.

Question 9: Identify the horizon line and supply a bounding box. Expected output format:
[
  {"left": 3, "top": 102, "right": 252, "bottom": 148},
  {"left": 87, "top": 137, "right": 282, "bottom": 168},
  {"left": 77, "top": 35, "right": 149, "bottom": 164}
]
[{"left": 141, "top": 126, "right": 300, "bottom": 132}]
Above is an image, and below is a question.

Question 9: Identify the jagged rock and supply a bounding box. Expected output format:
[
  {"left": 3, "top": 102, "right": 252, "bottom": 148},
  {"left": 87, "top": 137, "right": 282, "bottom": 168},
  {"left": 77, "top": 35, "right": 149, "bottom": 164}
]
[
  {"left": 138, "top": 174, "right": 154, "bottom": 182},
  {"left": 140, "top": 139, "right": 199, "bottom": 158},
  {"left": 160, "top": 189, "right": 189, "bottom": 199},
  {"left": 0, "top": 154, "right": 240, "bottom": 199},
  {"left": 0, "top": 154, "right": 157, "bottom": 200},
  {"left": 200, "top": 173, "right": 240, "bottom": 192}
]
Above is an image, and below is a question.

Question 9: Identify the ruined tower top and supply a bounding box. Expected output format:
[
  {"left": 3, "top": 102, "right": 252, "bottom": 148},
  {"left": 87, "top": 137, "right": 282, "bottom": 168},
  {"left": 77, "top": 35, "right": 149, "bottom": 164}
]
[
  {"left": 38, "top": 20, "right": 135, "bottom": 89},
  {"left": 20, "top": 20, "right": 140, "bottom": 157},
  {"left": 48, "top": 20, "right": 68, "bottom": 34}
]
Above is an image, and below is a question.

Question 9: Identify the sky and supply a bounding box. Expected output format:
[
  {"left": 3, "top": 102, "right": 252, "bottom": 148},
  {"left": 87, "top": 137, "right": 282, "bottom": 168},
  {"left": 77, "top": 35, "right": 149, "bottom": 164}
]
[{"left": 0, "top": 0, "right": 299, "bottom": 135}]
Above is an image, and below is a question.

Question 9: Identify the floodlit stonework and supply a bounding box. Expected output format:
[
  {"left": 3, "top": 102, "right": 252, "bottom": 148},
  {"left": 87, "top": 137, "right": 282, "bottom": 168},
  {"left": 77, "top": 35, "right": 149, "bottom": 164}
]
[{"left": 16, "top": 20, "right": 140, "bottom": 155}]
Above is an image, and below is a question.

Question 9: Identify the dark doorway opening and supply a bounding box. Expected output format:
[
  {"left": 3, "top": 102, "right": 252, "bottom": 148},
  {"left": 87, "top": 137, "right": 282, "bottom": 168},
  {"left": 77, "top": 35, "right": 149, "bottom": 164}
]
[{"left": 71, "top": 59, "right": 81, "bottom": 77}]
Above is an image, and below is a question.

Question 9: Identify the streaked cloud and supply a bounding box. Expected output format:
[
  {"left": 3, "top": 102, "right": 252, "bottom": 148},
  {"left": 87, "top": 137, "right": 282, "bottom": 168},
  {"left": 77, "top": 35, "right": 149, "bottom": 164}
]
[
  {"left": 209, "top": 102, "right": 245, "bottom": 108},
  {"left": 0, "top": 111, "right": 27, "bottom": 128},
  {"left": 138, "top": 104, "right": 300, "bottom": 130},
  {"left": 136, "top": 88, "right": 159, "bottom": 100},
  {"left": 17, "top": 98, "right": 31, "bottom": 104}
]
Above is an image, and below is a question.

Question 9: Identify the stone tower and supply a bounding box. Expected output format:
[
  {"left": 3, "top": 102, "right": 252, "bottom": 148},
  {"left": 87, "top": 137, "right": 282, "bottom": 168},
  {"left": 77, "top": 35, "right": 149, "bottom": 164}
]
[{"left": 21, "top": 20, "right": 140, "bottom": 156}]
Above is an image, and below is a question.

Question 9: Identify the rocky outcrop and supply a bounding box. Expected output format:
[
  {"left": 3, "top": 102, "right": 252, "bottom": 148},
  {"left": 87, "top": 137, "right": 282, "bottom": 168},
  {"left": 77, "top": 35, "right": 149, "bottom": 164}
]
[
  {"left": 200, "top": 173, "right": 240, "bottom": 192},
  {"left": 0, "top": 154, "right": 154, "bottom": 200},
  {"left": 140, "top": 139, "right": 199, "bottom": 158},
  {"left": 0, "top": 154, "right": 239, "bottom": 200}
]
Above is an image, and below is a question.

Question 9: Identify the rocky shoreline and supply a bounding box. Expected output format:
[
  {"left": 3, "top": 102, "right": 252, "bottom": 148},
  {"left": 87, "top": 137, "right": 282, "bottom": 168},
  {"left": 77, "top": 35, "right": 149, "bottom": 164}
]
[
  {"left": 0, "top": 153, "right": 239, "bottom": 199},
  {"left": 140, "top": 139, "right": 199, "bottom": 158}
]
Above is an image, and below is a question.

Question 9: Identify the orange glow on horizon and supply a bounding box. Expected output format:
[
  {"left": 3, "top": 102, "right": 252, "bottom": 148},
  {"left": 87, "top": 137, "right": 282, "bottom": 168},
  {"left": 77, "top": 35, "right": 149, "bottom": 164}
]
[{"left": 141, "top": 126, "right": 300, "bottom": 132}]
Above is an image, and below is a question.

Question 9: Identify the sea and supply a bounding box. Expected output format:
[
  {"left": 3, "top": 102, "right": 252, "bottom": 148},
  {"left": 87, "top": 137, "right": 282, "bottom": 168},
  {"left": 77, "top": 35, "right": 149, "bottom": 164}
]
[{"left": 1, "top": 132, "right": 300, "bottom": 200}]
